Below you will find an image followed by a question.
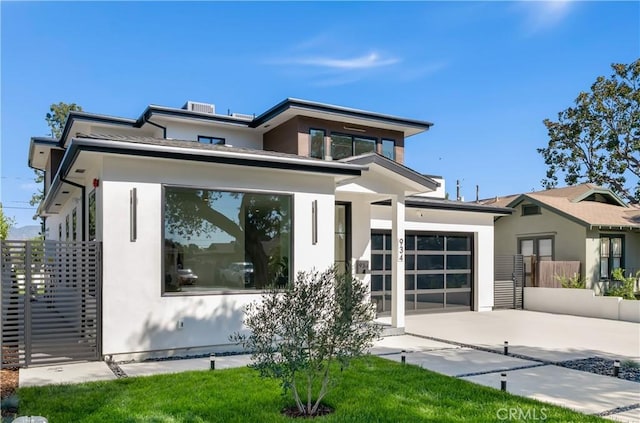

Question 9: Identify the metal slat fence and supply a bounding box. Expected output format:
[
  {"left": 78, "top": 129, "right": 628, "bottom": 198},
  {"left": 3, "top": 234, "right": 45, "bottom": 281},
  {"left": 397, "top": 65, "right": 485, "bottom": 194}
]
[
  {"left": 494, "top": 255, "right": 524, "bottom": 309},
  {"left": 1, "top": 240, "right": 101, "bottom": 368}
]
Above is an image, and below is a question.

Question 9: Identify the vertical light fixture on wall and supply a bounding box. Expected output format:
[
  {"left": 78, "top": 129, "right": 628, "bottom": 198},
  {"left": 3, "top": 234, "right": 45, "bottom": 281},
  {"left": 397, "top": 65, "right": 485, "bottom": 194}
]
[
  {"left": 130, "top": 188, "right": 137, "bottom": 242},
  {"left": 311, "top": 200, "right": 318, "bottom": 245}
]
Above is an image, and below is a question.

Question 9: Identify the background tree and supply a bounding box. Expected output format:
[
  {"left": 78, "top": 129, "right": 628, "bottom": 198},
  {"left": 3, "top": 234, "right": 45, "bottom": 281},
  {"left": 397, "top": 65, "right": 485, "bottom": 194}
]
[
  {"left": 29, "top": 102, "right": 83, "bottom": 210},
  {"left": 538, "top": 59, "right": 639, "bottom": 203},
  {"left": 0, "top": 203, "right": 15, "bottom": 240}
]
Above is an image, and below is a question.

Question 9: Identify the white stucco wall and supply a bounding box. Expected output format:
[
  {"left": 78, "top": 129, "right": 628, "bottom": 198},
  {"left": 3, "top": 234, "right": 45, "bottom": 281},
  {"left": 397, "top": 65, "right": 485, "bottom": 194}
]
[
  {"left": 371, "top": 205, "right": 496, "bottom": 312},
  {"left": 413, "top": 177, "right": 446, "bottom": 199},
  {"left": 349, "top": 196, "right": 372, "bottom": 290},
  {"left": 99, "top": 155, "right": 335, "bottom": 357},
  {"left": 163, "top": 121, "right": 262, "bottom": 150}
]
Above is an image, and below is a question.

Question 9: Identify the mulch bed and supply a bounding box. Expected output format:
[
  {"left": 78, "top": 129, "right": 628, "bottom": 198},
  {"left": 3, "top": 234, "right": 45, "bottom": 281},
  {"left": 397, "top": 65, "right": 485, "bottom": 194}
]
[
  {"left": 1, "top": 345, "right": 20, "bottom": 419},
  {"left": 1, "top": 368, "right": 19, "bottom": 420},
  {"left": 282, "top": 404, "right": 334, "bottom": 418},
  {"left": 0, "top": 368, "right": 18, "bottom": 400}
]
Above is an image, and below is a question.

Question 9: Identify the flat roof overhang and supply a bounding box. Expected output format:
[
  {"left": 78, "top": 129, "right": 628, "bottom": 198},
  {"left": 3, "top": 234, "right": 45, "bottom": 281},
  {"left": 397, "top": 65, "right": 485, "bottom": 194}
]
[
  {"left": 336, "top": 153, "right": 440, "bottom": 199},
  {"left": 39, "top": 137, "right": 366, "bottom": 215},
  {"left": 374, "top": 196, "right": 514, "bottom": 215},
  {"left": 253, "top": 98, "right": 433, "bottom": 137}
]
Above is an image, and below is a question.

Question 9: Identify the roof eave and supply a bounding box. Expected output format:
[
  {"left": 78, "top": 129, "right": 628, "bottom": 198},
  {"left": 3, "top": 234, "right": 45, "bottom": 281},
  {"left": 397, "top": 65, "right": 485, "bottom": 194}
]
[
  {"left": 59, "top": 111, "right": 138, "bottom": 147},
  {"left": 143, "top": 106, "right": 253, "bottom": 128},
  {"left": 341, "top": 153, "right": 439, "bottom": 192},
  {"left": 252, "top": 98, "right": 433, "bottom": 135},
  {"left": 374, "top": 197, "right": 514, "bottom": 215},
  {"left": 28, "top": 137, "right": 61, "bottom": 170}
]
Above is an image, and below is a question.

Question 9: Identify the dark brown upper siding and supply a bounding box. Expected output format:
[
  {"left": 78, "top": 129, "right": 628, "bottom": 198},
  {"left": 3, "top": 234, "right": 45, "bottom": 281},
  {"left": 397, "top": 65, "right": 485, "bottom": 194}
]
[
  {"left": 262, "top": 115, "right": 406, "bottom": 164},
  {"left": 263, "top": 117, "right": 299, "bottom": 155},
  {"left": 45, "top": 149, "right": 65, "bottom": 196}
]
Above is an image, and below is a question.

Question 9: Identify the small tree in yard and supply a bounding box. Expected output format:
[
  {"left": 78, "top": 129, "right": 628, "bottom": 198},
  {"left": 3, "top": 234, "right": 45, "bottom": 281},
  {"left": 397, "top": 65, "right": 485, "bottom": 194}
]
[{"left": 230, "top": 267, "right": 381, "bottom": 417}]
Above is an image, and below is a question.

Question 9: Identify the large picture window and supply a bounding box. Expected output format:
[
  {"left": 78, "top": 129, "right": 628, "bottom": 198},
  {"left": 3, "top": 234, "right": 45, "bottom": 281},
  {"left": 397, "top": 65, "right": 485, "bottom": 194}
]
[{"left": 163, "top": 186, "right": 292, "bottom": 294}]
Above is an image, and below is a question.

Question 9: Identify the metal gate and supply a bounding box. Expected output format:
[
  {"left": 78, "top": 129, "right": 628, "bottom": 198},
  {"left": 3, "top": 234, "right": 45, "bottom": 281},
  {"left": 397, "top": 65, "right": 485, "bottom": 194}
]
[
  {"left": 494, "top": 255, "right": 524, "bottom": 309},
  {"left": 1, "top": 240, "right": 101, "bottom": 368}
]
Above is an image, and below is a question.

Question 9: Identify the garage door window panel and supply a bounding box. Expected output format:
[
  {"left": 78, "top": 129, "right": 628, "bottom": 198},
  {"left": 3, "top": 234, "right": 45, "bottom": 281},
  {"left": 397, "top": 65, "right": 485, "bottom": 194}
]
[{"left": 371, "top": 231, "right": 472, "bottom": 313}]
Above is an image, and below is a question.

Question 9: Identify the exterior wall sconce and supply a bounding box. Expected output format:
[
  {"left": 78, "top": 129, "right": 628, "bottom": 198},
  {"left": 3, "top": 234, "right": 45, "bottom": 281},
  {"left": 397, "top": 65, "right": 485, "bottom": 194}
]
[
  {"left": 130, "top": 188, "right": 137, "bottom": 242},
  {"left": 311, "top": 200, "right": 318, "bottom": 245}
]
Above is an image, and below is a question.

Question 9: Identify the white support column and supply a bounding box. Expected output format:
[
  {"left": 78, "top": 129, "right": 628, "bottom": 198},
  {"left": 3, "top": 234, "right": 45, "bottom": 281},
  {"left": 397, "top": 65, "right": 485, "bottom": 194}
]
[{"left": 391, "top": 194, "right": 405, "bottom": 328}]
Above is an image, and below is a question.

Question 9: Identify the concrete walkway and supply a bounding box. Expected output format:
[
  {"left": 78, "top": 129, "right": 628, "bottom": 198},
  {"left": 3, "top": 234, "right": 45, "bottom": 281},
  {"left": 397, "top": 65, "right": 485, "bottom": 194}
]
[{"left": 18, "top": 311, "right": 640, "bottom": 421}]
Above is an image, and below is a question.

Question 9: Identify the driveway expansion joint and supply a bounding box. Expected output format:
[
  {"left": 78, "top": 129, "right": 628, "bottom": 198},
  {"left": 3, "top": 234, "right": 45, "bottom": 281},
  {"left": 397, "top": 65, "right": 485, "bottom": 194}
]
[
  {"left": 455, "top": 363, "right": 549, "bottom": 378},
  {"left": 406, "top": 332, "right": 553, "bottom": 365},
  {"left": 374, "top": 347, "right": 460, "bottom": 357}
]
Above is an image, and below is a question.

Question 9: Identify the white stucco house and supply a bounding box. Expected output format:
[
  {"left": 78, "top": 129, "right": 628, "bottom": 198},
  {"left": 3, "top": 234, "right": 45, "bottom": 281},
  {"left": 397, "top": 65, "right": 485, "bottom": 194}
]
[{"left": 28, "top": 98, "right": 511, "bottom": 360}]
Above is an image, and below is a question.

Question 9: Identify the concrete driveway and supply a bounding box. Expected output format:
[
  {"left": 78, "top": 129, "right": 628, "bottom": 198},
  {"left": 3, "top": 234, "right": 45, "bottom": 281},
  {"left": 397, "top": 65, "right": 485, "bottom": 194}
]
[{"left": 405, "top": 309, "right": 640, "bottom": 362}]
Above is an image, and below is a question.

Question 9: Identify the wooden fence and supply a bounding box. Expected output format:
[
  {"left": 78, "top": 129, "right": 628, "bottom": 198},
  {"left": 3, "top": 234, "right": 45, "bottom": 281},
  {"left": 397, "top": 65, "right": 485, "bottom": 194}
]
[{"left": 536, "top": 261, "right": 581, "bottom": 288}]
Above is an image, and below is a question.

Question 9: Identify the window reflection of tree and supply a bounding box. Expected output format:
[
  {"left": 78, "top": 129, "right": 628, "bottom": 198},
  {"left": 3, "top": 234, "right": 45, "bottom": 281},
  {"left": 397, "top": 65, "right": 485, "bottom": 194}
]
[{"left": 164, "top": 188, "right": 290, "bottom": 289}]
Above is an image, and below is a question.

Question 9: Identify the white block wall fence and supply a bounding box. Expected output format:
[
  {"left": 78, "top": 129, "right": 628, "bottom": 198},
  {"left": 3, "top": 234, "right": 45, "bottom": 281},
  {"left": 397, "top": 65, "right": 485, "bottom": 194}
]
[{"left": 523, "top": 287, "right": 640, "bottom": 323}]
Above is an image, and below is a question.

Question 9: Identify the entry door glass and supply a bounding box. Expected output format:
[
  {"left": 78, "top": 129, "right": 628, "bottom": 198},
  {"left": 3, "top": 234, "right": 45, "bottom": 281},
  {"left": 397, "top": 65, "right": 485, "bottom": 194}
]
[{"left": 334, "top": 204, "right": 350, "bottom": 274}]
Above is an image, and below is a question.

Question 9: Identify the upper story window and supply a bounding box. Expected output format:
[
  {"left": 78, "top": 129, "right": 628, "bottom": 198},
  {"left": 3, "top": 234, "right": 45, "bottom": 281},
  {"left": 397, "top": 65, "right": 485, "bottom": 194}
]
[
  {"left": 522, "top": 204, "right": 541, "bottom": 216},
  {"left": 330, "top": 133, "right": 376, "bottom": 160},
  {"left": 198, "top": 135, "right": 225, "bottom": 145},
  {"left": 382, "top": 139, "right": 395, "bottom": 160},
  {"left": 309, "top": 129, "right": 325, "bottom": 159}
]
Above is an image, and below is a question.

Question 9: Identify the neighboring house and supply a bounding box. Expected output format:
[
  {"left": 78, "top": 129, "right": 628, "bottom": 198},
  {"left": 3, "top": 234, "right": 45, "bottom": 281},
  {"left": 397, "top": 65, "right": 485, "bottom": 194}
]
[
  {"left": 482, "top": 184, "right": 640, "bottom": 293},
  {"left": 28, "top": 98, "right": 511, "bottom": 360}
]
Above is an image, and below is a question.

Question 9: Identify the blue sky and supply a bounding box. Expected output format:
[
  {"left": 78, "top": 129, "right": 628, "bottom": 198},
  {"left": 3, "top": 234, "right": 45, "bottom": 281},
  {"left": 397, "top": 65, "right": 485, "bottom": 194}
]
[{"left": 1, "top": 1, "right": 638, "bottom": 228}]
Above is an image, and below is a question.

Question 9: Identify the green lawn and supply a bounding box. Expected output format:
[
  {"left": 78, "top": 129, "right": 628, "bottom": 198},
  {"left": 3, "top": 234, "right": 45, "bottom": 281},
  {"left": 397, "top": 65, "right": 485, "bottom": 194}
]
[{"left": 17, "top": 356, "right": 605, "bottom": 422}]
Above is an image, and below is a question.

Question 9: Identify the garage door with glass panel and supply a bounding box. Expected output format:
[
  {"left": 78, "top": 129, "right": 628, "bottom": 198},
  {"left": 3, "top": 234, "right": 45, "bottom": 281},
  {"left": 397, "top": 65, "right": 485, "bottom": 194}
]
[{"left": 371, "top": 231, "right": 473, "bottom": 313}]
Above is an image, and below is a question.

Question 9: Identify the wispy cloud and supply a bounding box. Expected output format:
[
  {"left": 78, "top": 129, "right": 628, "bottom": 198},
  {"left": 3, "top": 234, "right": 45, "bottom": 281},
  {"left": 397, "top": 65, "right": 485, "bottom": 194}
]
[
  {"left": 266, "top": 35, "right": 445, "bottom": 87},
  {"left": 284, "top": 52, "right": 399, "bottom": 70},
  {"left": 516, "top": 1, "right": 575, "bottom": 35}
]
